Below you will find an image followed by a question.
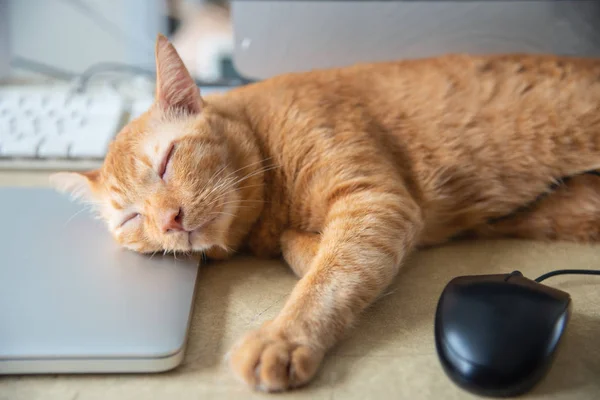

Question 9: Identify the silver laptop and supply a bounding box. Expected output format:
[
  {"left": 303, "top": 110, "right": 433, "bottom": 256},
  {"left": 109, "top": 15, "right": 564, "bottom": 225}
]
[{"left": 0, "top": 188, "right": 200, "bottom": 374}]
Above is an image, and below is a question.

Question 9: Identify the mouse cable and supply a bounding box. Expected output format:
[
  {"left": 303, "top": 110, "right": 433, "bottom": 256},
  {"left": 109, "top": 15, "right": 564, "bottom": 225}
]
[{"left": 534, "top": 269, "right": 600, "bottom": 283}]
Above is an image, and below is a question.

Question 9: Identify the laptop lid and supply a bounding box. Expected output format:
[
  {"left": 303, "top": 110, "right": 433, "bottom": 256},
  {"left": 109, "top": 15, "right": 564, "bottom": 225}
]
[{"left": 0, "top": 188, "right": 200, "bottom": 374}]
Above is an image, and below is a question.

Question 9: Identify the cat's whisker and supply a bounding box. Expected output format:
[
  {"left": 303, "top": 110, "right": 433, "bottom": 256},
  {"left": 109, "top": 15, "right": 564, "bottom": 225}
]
[
  {"left": 209, "top": 211, "right": 237, "bottom": 218},
  {"left": 228, "top": 183, "right": 266, "bottom": 194},
  {"left": 215, "top": 161, "right": 234, "bottom": 179},
  {"left": 198, "top": 184, "right": 231, "bottom": 207},
  {"left": 207, "top": 181, "right": 269, "bottom": 204},
  {"left": 217, "top": 201, "right": 258, "bottom": 208},
  {"left": 219, "top": 157, "right": 274, "bottom": 183},
  {"left": 63, "top": 207, "right": 88, "bottom": 226},
  {"left": 213, "top": 184, "right": 261, "bottom": 198},
  {"left": 220, "top": 199, "right": 264, "bottom": 204},
  {"left": 208, "top": 162, "right": 277, "bottom": 200},
  {"left": 228, "top": 164, "right": 280, "bottom": 188},
  {"left": 209, "top": 180, "right": 237, "bottom": 200},
  {"left": 205, "top": 162, "right": 231, "bottom": 188},
  {"left": 200, "top": 183, "right": 237, "bottom": 206},
  {"left": 199, "top": 158, "right": 271, "bottom": 201},
  {"left": 218, "top": 204, "right": 255, "bottom": 210},
  {"left": 202, "top": 165, "right": 234, "bottom": 199},
  {"left": 201, "top": 166, "right": 277, "bottom": 207},
  {"left": 203, "top": 184, "right": 266, "bottom": 208}
]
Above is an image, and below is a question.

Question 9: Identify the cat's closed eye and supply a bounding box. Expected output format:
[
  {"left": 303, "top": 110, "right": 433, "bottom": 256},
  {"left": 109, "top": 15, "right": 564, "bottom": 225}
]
[
  {"left": 119, "top": 213, "right": 141, "bottom": 228},
  {"left": 158, "top": 143, "right": 175, "bottom": 180}
]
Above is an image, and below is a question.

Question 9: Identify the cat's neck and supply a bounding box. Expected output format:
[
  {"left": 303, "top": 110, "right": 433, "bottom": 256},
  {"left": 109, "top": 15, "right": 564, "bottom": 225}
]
[{"left": 206, "top": 91, "right": 271, "bottom": 253}]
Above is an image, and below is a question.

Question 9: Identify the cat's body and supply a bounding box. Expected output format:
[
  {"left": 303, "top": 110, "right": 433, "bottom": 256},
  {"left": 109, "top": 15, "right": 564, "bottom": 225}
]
[
  {"left": 212, "top": 53, "right": 600, "bottom": 255},
  {"left": 52, "top": 36, "right": 600, "bottom": 392}
]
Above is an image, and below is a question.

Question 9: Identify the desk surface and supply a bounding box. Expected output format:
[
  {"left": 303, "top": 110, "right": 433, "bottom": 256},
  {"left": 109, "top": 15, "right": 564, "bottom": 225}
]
[{"left": 1, "top": 171, "right": 599, "bottom": 400}]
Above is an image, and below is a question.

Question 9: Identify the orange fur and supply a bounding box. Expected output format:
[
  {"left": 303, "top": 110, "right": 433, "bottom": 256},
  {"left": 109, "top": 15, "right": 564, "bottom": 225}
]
[
  {"left": 51, "top": 35, "right": 600, "bottom": 391},
  {"left": 468, "top": 173, "right": 600, "bottom": 242}
]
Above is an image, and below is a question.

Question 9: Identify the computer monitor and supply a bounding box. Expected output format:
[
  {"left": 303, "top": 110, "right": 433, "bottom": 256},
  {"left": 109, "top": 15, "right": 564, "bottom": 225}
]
[{"left": 231, "top": 0, "right": 600, "bottom": 80}]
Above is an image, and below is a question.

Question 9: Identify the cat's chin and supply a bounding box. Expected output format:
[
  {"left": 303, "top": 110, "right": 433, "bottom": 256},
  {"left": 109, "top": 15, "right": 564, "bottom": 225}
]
[
  {"left": 188, "top": 229, "right": 207, "bottom": 251},
  {"left": 188, "top": 227, "right": 221, "bottom": 252},
  {"left": 187, "top": 192, "right": 240, "bottom": 252},
  {"left": 187, "top": 215, "right": 230, "bottom": 252}
]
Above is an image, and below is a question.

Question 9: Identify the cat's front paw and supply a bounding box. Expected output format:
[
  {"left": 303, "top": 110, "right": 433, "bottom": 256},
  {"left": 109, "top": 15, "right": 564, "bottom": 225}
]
[{"left": 228, "top": 324, "right": 324, "bottom": 392}]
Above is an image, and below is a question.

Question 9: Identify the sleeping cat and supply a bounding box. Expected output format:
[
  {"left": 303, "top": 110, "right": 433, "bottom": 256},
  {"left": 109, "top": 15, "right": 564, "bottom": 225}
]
[{"left": 51, "top": 35, "right": 600, "bottom": 391}]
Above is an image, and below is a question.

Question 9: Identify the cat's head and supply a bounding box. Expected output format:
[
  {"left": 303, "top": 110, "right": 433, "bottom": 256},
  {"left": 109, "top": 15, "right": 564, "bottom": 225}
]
[{"left": 50, "top": 35, "right": 255, "bottom": 254}]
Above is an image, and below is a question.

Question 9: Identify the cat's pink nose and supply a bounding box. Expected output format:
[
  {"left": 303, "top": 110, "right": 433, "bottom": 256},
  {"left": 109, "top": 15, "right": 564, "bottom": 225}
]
[{"left": 161, "top": 208, "right": 185, "bottom": 233}]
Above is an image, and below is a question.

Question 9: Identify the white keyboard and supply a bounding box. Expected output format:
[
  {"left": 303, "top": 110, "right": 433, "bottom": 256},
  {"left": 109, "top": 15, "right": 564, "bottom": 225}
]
[{"left": 0, "top": 85, "right": 230, "bottom": 170}]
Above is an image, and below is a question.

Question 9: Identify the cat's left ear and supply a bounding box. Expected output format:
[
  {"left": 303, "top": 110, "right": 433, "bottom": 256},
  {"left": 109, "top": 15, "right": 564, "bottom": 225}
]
[
  {"left": 154, "top": 34, "right": 203, "bottom": 114},
  {"left": 49, "top": 170, "right": 100, "bottom": 203}
]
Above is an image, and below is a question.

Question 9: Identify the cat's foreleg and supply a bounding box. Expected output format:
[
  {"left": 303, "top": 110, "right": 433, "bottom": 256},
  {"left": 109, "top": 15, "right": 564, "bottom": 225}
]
[
  {"left": 229, "top": 190, "right": 422, "bottom": 391},
  {"left": 280, "top": 230, "right": 321, "bottom": 277}
]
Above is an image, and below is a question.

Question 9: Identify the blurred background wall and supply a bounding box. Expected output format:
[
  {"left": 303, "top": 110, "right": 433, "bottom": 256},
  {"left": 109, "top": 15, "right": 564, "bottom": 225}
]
[{"left": 5, "top": 0, "right": 237, "bottom": 82}]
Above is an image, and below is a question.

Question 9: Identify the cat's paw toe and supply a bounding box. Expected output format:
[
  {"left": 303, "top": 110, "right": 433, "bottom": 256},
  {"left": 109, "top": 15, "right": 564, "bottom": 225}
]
[{"left": 229, "top": 327, "right": 324, "bottom": 392}]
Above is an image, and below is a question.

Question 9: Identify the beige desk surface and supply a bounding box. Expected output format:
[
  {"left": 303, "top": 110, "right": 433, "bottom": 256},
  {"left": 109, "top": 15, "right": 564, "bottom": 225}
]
[{"left": 1, "top": 171, "right": 599, "bottom": 400}]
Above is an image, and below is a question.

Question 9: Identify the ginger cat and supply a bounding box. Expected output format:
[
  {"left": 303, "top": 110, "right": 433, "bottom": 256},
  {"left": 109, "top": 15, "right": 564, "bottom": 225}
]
[{"left": 51, "top": 35, "right": 600, "bottom": 391}]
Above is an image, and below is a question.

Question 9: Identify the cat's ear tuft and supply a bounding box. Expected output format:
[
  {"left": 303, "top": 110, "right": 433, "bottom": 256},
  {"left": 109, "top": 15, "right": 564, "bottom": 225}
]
[
  {"left": 155, "top": 34, "right": 203, "bottom": 115},
  {"left": 49, "top": 170, "right": 100, "bottom": 203}
]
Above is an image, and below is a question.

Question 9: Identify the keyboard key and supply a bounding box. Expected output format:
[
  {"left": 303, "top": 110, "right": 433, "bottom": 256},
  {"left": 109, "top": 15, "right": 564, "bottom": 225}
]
[
  {"left": 38, "top": 138, "right": 71, "bottom": 158},
  {"left": 63, "top": 118, "right": 85, "bottom": 137},
  {"left": 70, "top": 123, "right": 115, "bottom": 158},
  {"left": 69, "top": 141, "right": 108, "bottom": 158},
  {"left": 37, "top": 122, "right": 63, "bottom": 138},
  {"left": 0, "top": 119, "right": 10, "bottom": 135},
  {"left": 19, "top": 93, "right": 44, "bottom": 111},
  {"left": 15, "top": 119, "right": 36, "bottom": 136}
]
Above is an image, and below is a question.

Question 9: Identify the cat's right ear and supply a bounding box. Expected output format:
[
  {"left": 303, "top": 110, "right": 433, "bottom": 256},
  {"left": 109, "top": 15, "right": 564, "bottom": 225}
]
[
  {"left": 49, "top": 170, "right": 100, "bottom": 203},
  {"left": 154, "top": 34, "right": 203, "bottom": 115}
]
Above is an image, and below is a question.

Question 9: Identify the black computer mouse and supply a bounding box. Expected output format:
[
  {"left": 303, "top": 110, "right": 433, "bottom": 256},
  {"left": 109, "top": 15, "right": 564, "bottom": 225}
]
[{"left": 434, "top": 271, "right": 571, "bottom": 397}]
